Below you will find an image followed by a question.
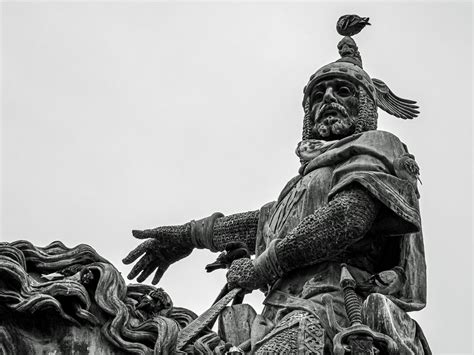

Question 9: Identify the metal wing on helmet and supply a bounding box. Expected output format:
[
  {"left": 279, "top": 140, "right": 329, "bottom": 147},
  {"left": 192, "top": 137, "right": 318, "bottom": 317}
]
[{"left": 372, "top": 78, "right": 420, "bottom": 120}]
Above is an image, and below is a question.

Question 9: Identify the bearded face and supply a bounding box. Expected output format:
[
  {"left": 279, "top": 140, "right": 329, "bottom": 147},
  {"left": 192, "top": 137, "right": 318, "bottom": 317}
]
[{"left": 310, "top": 78, "right": 359, "bottom": 140}]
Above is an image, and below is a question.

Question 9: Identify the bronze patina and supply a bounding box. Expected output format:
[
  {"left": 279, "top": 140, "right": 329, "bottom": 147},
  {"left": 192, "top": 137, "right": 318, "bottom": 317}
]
[
  {"left": 0, "top": 14, "right": 430, "bottom": 355},
  {"left": 124, "top": 14, "right": 429, "bottom": 354}
]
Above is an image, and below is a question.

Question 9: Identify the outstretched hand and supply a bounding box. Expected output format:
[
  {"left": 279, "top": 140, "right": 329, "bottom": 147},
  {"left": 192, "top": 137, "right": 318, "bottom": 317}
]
[{"left": 122, "top": 225, "right": 194, "bottom": 284}]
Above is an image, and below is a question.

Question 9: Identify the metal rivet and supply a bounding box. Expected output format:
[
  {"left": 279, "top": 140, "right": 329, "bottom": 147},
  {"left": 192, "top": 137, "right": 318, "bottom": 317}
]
[
  {"left": 339, "top": 67, "right": 348, "bottom": 72},
  {"left": 355, "top": 74, "right": 363, "bottom": 79},
  {"left": 322, "top": 68, "right": 331, "bottom": 73}
]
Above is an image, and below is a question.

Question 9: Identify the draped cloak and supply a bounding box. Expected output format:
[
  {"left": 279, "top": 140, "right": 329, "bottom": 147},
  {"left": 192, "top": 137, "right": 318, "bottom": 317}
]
[{"left": 252, "top": 130, "right": 428, "bottom": 354}]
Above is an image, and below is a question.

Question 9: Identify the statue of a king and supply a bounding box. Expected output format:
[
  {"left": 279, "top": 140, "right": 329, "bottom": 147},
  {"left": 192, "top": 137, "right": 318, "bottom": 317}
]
[{"left": 124, "top": 14, "right": 430, "bottom": 355}]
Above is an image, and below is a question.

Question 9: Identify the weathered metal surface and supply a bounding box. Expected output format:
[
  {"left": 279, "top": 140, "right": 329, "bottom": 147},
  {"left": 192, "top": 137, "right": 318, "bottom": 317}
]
[
  {"left": 2, "top": 12, "right": 431, "bottom": 355},
  {"left": 218, "top": 304, "right": 256, "bottom": 347}
]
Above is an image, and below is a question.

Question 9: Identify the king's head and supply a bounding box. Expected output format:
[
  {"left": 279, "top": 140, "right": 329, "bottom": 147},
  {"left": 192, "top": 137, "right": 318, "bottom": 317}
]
[{"left": 301, "top": 15, "right": 420, "bottom": 141}]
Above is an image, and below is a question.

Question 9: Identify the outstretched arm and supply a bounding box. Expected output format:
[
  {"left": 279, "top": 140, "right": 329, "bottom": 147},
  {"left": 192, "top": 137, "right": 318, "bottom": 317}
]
[
  {"left": 123, "top": 210, "right": 260, "bottom": 284},
  {"left": 212, "top": 211, "right": 259, "bottom": 252},
  {"left": 227, "top": 186, "right": 380, "bottom": 289}
]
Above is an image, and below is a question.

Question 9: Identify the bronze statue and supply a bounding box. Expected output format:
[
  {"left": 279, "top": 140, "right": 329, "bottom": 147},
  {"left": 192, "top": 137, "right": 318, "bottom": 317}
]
[
  {"left": 0, "top": 14, "right": 430, "bottom": 355},
  {"left": 123, "top": 14, "right": 431, "bottom": 354}
]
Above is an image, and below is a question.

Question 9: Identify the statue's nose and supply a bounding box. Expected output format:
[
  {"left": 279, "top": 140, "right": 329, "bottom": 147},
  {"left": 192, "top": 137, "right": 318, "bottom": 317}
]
[{"left": 323, "top": 87, "right": 336, "bottom": 104}]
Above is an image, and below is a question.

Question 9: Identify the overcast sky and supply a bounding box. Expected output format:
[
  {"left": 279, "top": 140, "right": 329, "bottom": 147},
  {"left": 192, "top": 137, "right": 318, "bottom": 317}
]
[{"left": 1, "top": 2, "right": 472, "bottom": 354}]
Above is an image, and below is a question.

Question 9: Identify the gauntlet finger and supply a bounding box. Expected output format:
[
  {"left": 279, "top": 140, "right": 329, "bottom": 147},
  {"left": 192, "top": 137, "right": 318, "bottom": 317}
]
[
  {"left": 122, "top": 239, "right": 154, "bottom": 264},
  {"left": 132, "top": 229, "right": 161, "bottom": 240},
  {"left": 127, "top": 253, "right": 152, "bottom": 280},
  {"left": 152, "top": 265, "right": 169, "bottom": 285},
  {"left": 136, "top": 259, "right": 160, "bottom": 283}
]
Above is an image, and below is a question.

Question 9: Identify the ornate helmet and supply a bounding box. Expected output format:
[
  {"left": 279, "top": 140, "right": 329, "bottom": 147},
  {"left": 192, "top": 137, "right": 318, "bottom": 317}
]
[{"left": 302, "top": 15, "right": 420, "bottom": 140}]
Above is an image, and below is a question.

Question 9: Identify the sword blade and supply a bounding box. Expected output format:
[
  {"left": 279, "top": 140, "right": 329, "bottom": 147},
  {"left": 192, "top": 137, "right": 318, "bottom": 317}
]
[{"left": 176, "top": 286, "right": 242, "bottom": 351}]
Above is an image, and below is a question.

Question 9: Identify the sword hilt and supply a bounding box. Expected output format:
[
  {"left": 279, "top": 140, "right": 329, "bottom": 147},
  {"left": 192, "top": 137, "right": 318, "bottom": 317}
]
[
  {"left": 329, "top": 264, "right": 398, "bottom": 355},
  {"left": 340, "top": 263, "right": 363, "bottom": 326}
]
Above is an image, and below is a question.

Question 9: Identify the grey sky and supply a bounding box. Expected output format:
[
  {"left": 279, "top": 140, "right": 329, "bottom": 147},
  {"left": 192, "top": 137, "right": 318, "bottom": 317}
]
[{"left": 1, "top": 2, "right": 472, "bottom": 354}]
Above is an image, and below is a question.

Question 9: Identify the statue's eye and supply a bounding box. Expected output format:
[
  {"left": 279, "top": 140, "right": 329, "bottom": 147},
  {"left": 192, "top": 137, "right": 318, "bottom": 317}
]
[
  {"left": 337, "top": 86, "right": 352, "bottom": 97},
  {"left": 313, "top": 91, "right": 324, "bottom": 102}
]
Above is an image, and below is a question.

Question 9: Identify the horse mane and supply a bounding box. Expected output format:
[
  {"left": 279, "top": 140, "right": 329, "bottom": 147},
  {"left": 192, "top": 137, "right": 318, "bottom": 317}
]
[{"left": 0, "top": 241, "right": 196, "bottom": 354}]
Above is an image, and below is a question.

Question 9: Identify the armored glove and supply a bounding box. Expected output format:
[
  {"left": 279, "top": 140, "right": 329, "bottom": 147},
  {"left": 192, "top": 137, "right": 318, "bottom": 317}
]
[
  {"left": 226, "top": 240, "right": 282, "bottom": 291},
  {"left": 123, "top": 213, "right": 223, "bottom": 284},
  {"left": 123, "top": 224, "right": 194, "bottom": 284},
  {"left": 226, "top": 258, "right": 268, "bottom": 291}
]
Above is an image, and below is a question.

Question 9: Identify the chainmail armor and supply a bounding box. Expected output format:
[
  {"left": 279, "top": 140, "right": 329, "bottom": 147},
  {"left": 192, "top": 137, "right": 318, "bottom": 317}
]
[
  {"left": 155, "top": 223, "right": 192, "bottom": 245},
  {"left": 302, "top": 96, "right": 313, "bottom": 140},
  {"left": 227, "top": 257, "right": 267, "bottom": 290},
  {"left": 275, "top": 187, "right": 380, "bottom": 274},
  {"left": 212, "top": 211, "right": 260, "bottom": 252},
  {"left": 125, "top": 223, "right": 193, "bottom": 262},
  {"left": 355, "top": 87, "right": 378, "bottom": 133}
]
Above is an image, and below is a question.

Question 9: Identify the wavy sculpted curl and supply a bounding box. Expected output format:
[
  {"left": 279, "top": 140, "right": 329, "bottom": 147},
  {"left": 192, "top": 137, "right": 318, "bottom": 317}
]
[{"left": 0, "top": 241, "right": 195, "bottom": 354}]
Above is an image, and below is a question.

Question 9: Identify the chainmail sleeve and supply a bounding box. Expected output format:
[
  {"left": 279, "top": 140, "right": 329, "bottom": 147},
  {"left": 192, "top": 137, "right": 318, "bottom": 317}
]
[
  {"left": 275, "top": 186, "right": 380, "bottom": 273},
  {"left": 212, "top": 211, "right": 260, "bottom": 253}
]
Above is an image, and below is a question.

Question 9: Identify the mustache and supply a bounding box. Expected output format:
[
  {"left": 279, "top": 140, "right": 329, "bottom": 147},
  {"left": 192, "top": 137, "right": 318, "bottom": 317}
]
[{"left": 317, "top": 102, "right": 349, "bottom": 120}]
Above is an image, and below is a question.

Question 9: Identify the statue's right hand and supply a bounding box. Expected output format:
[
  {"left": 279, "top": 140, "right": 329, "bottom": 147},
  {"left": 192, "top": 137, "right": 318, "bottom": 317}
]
[{"left": 122, "top": 224, "right": 194, "bottom": 285}]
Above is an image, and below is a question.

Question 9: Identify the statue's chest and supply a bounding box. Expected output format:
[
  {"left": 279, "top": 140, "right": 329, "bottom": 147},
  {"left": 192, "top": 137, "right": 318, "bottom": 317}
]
[{"left": 264, "top": 166, "right": 333, "bottom": 242}]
